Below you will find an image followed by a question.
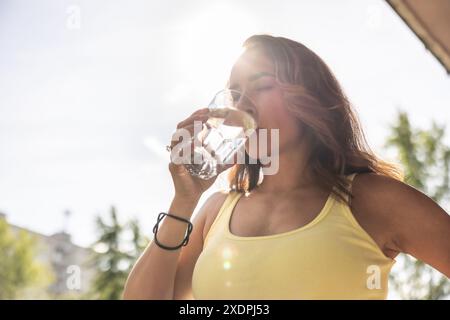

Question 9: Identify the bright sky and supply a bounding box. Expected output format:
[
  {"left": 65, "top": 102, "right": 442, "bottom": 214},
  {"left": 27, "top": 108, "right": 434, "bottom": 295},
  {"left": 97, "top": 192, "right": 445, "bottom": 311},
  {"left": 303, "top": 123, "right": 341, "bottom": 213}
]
[{"left": 1, "top": 0, "right": 449, "bottom": 258}]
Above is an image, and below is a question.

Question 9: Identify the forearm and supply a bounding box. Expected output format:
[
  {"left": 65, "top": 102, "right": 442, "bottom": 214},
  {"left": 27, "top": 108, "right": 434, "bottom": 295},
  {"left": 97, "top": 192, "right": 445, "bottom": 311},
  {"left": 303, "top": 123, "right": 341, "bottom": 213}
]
[{"left": 123, "top": 196, "right": 199, "bottom": 299}]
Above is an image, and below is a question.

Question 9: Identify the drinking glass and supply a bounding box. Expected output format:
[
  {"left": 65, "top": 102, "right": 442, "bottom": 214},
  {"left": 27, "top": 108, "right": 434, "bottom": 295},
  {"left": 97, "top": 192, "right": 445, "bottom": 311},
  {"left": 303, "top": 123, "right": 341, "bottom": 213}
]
[{"left": 183, "top": 89, "right": 257, "bottom": 180}]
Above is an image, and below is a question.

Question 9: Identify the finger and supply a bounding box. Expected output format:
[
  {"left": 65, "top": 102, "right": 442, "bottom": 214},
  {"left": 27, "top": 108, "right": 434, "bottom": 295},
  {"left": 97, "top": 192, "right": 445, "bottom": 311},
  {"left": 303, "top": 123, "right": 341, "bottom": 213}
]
[
  {"left": 170, "top": 127, "right": 193, "bottom": 149},
  {"left": 168, "top": 161, "right": 189, "bottom": 176},
  {"left": 176, "top": 113, "right": 209, "bottom": 129},
  {"left": 180, "top": 108, "right": 209, "bottom": 127},
  {"left": 171, "top": 121, "right": 202, "bottom": 143},
  {"left": 191, "top": 107, "right": 209, "bottom": 116},
  {"left": 169, "top": 136, "right": 194, "bottom": 165},
  {"left": 170, "top": 122, "right": 204, "bottom": 154}
]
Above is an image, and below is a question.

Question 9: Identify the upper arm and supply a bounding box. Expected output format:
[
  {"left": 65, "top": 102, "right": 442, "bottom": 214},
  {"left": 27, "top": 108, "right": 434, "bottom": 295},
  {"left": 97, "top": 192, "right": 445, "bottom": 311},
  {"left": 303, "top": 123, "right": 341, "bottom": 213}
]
[
  {"left": 172, "top": 191, "right": 228, "bottom": 299},
  {"left": 359, "top": 173, "right": 450, "bottom": 277},
  {"left": 392, "top": 181, "right": 450, "bottom": 277}
]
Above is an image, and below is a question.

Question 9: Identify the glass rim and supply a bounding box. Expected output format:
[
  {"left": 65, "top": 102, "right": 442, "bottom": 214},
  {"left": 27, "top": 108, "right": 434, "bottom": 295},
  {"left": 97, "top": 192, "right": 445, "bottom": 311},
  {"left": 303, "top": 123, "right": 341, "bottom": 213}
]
[{"left": 208, "top": 88, "right": 256, "bottom": 110}]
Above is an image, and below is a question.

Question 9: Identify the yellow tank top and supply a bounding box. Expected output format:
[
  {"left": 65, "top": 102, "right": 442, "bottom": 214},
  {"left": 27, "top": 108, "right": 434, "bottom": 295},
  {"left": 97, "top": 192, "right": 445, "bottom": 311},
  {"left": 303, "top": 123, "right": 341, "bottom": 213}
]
[{"left": 192, "top": 173, "right": 396, "bottom": 299}]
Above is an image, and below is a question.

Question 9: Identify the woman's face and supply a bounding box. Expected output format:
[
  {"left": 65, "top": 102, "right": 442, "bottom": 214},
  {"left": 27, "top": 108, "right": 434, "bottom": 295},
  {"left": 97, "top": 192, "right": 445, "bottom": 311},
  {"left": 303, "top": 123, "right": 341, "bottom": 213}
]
[{"left": 228, "top": 48, "right": 302, "bottom": 160}]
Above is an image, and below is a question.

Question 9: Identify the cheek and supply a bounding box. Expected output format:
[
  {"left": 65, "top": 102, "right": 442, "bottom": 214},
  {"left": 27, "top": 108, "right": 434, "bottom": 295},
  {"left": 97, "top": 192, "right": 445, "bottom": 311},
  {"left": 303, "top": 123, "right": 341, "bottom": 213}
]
[
  {"left": 245, "top": 91, "right": 301, "bottom": 158},
  {"left": 254, "top": 93, "right": 285, "bottom": 128},
  {"left": 278, "top": 113, "right": 302, "bottom": 141},
  {"left": 245, "top": 111, "right": 300, "bottom": 159},
  {"left": 261, "top": 101, "right": 299, "bottom": 139},
  {"left": 272, "top": 116, "right": 299, "bottom": 153}
]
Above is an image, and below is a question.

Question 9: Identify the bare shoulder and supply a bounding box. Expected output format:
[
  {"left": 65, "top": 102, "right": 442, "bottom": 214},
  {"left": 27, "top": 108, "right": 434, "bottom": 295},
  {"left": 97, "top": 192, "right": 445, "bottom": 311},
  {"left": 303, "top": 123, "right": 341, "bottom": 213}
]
[
  {"left": 352, "top": 172, "right": 450, "bottom": 253},
  {"left": 353, "top": 173, "right": 450, "bottom": 275},
  {"left": 351, "top": 172, "right": 419, "bottom": 223},
  {"left": 350, "top": 172, "right": 410, "bottom": 257},
  {"left": 352, "top": 172, "right": 428, "bottom": 212},
  {"left": 352, "top": 172, "right": 401, "bottom": 196},
  {"left": 199, "top": 190, "right": 230, "bottom": 241}
]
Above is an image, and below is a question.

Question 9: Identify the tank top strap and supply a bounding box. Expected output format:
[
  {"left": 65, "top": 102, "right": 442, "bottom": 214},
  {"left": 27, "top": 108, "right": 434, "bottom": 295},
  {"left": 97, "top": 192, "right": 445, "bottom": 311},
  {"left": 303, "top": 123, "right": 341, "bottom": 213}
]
[
  {"left": 332, "top": 173, "right": 358, "bottom": 206},
  {"left": 222, "top": 190, "right": 243, "bottom": 213},
  {"left": 203, "top": 190, "right": 243, "bottom": 247},
  {"left": 348, "top": 172, "right": 358, "bottom": 182},
  {"left": 346, "top": 172, "right": 358, "bottom": 205}
]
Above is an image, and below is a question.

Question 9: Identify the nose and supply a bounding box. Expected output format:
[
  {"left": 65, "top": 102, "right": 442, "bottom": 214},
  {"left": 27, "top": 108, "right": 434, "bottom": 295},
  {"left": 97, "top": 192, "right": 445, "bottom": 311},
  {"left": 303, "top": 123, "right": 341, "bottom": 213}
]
[{"left": 235, "top": 93, "right": 258, "bottom": 123}]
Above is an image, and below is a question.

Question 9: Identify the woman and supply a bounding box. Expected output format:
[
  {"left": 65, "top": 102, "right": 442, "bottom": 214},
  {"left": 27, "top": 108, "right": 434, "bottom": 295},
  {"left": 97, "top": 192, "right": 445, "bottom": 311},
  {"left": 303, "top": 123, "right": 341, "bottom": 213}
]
[{"left": 123, "top": 35, "right": 450, "bottom": 299}]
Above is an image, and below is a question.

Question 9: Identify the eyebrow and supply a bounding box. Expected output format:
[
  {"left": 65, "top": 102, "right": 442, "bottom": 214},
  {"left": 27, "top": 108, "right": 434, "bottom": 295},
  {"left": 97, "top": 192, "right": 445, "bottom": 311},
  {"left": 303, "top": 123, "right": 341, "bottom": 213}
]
[{"left": 229, "top": 72, "right": 275, "bottom": 89}]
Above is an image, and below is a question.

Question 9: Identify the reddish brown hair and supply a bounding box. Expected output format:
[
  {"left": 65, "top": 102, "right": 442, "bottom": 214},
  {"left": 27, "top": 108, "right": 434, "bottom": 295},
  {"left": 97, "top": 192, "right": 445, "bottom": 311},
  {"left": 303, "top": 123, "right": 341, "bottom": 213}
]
[{"left": 228, "top": 34, "right": 403, "bottom": 205}]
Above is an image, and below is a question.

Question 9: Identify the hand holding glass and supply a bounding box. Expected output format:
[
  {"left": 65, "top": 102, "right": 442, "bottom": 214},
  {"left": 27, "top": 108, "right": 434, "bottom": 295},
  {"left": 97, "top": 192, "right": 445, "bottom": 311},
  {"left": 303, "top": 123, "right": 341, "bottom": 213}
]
[{"left": 180, "top": 89, "right": 257, "bottom": 180}]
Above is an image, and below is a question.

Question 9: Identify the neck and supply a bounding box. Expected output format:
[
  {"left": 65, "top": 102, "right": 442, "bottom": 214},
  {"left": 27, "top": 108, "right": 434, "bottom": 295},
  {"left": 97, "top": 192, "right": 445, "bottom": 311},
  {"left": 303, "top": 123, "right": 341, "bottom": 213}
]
[{"left": 255, "top": 140, "right": 318, "bottom": 194}]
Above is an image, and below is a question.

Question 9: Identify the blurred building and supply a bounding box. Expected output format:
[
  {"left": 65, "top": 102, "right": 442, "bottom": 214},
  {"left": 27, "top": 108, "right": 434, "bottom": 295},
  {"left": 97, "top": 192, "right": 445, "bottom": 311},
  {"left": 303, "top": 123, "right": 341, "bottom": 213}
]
[{"left": 0, "top": 212, "right": 97, "bottom": 298}]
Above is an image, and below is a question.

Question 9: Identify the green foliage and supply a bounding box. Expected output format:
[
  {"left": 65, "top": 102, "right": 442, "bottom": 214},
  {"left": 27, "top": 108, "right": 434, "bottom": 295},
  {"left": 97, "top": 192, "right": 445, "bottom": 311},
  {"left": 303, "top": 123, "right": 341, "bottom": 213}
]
[
  {"left": 385, "top": 111, "right": 450, "bottom": 299},
  {"left": 0, "top": 218, "right": 53, "bottom": 299},
  {"left": 90, "top": 206, "right": 149, "bottom": 300}
]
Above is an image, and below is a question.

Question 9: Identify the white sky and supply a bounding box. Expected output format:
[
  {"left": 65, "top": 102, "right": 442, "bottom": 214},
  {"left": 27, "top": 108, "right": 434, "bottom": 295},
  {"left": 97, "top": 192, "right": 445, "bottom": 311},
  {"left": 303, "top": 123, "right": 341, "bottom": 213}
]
[{"left": 1, "top": 0, "right": 449, "bottom": 255}]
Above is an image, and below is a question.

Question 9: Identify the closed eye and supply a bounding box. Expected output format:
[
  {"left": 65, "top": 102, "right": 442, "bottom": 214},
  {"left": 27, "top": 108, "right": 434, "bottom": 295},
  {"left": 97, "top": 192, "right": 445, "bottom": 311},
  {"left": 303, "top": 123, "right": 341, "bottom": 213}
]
[{"left": 256, "top": 86, "right": 273, "bottom": 91}]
